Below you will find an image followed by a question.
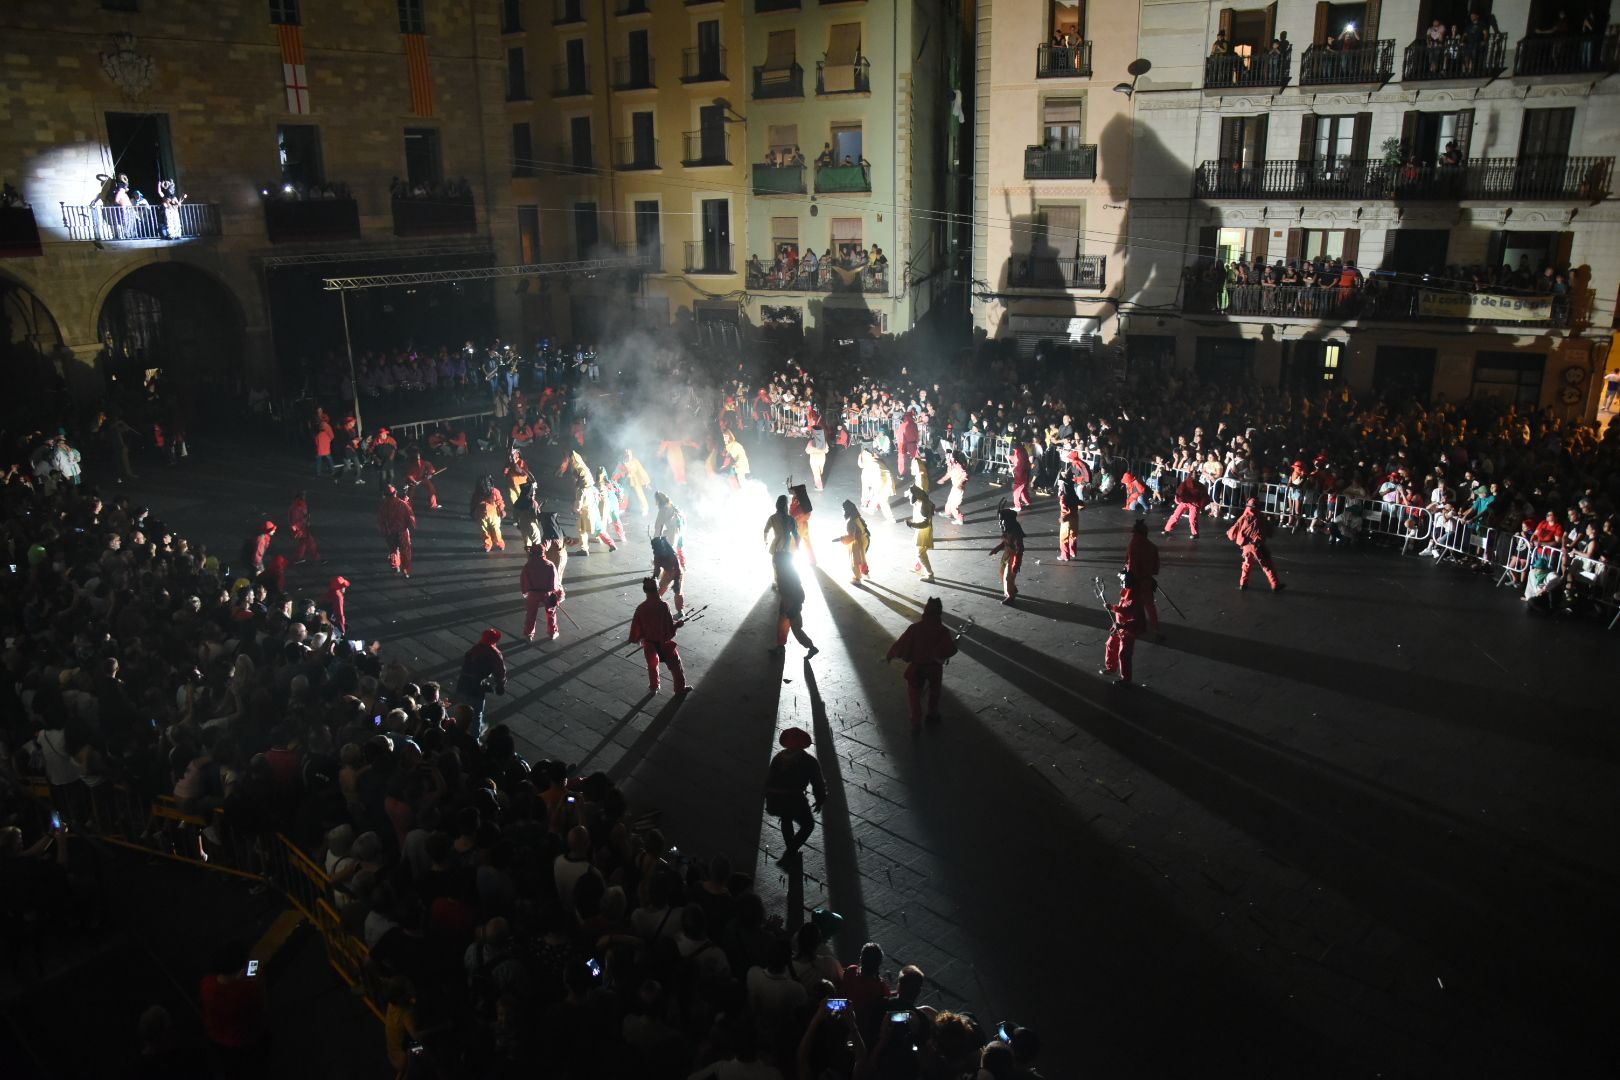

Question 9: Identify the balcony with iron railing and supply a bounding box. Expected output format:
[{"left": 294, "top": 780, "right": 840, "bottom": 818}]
[
  {"left": 753, "top": 163, "right": 806, "bottom": 194},
  {"left": 614, "top": 137, "right": 659, "bottom": 171},
  {"left": 553, "top": 62, "right": 590, "bottom": 97},
  {"left": 612, "top": 55, "right": 656, "bottom": 90},
  {"left": 684, "top": 240, "right": 734, "bottom": 274},
  {"left": 1513, "top": 27, "right": 1620, "bottom": 76},
  {"left": 816, "top": 56, "right": 871, "bottom": 94},
  {"left": 754, "top": 62, "right": 804, "bottom": 98},
  {"left": 261, "top": 194, "right": 360, "bottom": 243},
  {"left": 1036, "top": 41, "right": 1093, "bottom": 77},
  {"left": 59, "top": 201, "right": 223, "bottom": 243},
  {"left": 746, "top": 259, "right": 888, "bottom": 293},
  {"left": 1401, "top": 32, "right": 1507, "bottom": 80},
  {"left": 814, "top": 161, "right": 871, "bottom": 192},
  {"left": 553, "top": 0, "right": 584, "bottom": 25},
  {"left": 681, "top": 130, "right": 731, "bottom": 166},
  {"left": 1009, "top": 254, "right": 1106, "bottom": 290},
  {"left": 1190, "top": 279, "right": 1581, "bottom": 329},
  {"left": 1203, "top": 44, "right": 1291, "bottom": 89},
  {"left": 681, "top": 47, "right": 727, "bottom": 83},
  {"left": 1, "top": 205, "right": 43, "bottom": 256},
  {"left": 1024, "top": 144, "right": 1098, "bottom": 180},
  {"left": 1194, "top": 155, "right": 1614, "bottom": 201},
  {"left": 552, "top": 142, "right": 596, "bottom": 174},
  {"left": 392, "top": 194, "right": 477, "bottom": 237},
  {"left": 1299, "top": 39, "right": 1395, "bottom": 84}
]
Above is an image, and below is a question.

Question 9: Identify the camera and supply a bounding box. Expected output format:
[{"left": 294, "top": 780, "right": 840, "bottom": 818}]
[
  {"left": 246, "top": 960, "right": 260, "bottom": 977},
  {"left": 825, "top": 998, "right": 850, "bottom": 1014},
  {"left": 586, "top": 958, "right": 601, "bottom": 978},
  {"left": 889, "top": 1010, "right": 912, "bottom": 1025}
]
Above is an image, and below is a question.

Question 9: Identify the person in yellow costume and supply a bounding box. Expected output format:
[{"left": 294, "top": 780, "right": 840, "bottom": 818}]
[{"left": 614, "top": 448, "right": 652, "bottom": 515}]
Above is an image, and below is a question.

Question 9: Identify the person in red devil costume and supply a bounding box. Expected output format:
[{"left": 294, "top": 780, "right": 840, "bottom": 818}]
[
  {"left": 378, "top": 485, "right": 417, "bottom": 578},
  {"left": 456, "top": 629, "right": 506, "bottom": 738},
  {"left": 988, "top": 503, "right": 1025, "bottom": 604},
  {"left": 326, "top": 575, "right": 350, "bottom": 637},
  {"left": 896, "top": 408, "right": 920, "bottom": 483},
  {"left": 244, "top": 521, "right": 276, "bottom": 574},
  {"left": 1101, "top": 586, "right": 1142, "bottom": 686},
  {"left": 260, "top": 554, "right": 289, "bottom": 597},
  {"left": 1010, "top": 444, "right": 1033, "bottom": 510},
  {"left": 884, "top": 596, "right": 959, "bottom": 730},
  {"left": 1124, "top": 519, "right": 1163, "bottom": 638},
  {"left": 289, "top": 490, "right": 321, "bottom": 564},
  {"left": 1163, "top": 474, "right": 1209, "bottom": 539},
  {"left": 520, "top": 542, "right": 563, "bottom": 641},
  {"left": 1227, "top": 497, "right": 1286, "bottom": 592},
  {"left": 629, "top": 576, "right": 691, "bottom": 695},
  {"left": 404, "top": 451, "right": 442, "bottom": 511}
]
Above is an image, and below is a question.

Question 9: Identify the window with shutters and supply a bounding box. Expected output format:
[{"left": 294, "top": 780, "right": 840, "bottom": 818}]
[
  {"left": 1315, "top": 115, "right": 1357, "bottom": 162},
  {"left": 1404, "top": 109, "right": 1473, "bottom": 164},
  {"left": 831, "top": 216, "right": 863, "bottom": 262},
  {"left": 1312, "top": 2, "right": 1370, "bottom": 46},
  {"left": 1219, "top": 115, "right": 1268, "bottom": 166},
  {"left": 1042, "top": 99, "right": 1084, "bottom": 150},
  {"left": 771, "top": 216, "right": 799, "bottom": 259},
  {"left": 1038, "top": 204, "right": 1084, "bottom": 259},
  {"left": 1299, "top": 229, "right": 1350, "bottom": 260},
  {"left": 1471, "top": 352, "right": 1545, "bottom": 407},
  {"left": 270, "top": 0, "right": 301, "bottom": 25}
]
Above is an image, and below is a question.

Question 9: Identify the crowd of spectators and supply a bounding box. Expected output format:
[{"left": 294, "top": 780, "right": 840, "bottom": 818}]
[{"left": 388, "top": 177, "right": 475, "bottom": 202}]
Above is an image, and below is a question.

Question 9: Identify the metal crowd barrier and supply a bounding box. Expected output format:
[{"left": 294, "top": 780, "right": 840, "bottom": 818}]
[
  {"left": 22, "top": 778, "right": 387, "bottom": 1021},
  {"left": 389, "top": 409, "right": 494, "bottom": 443}
]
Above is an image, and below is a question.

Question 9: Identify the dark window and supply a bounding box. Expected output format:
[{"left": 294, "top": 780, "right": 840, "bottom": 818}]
[
  {"left": 277, "top": 123, "right": 324, "bottom": 187},
  {"left": 565, "top": 38, "right": 588, "bottom": 90},
  {"left": 398, "top": 0, "right": 426, "bottom": 34},
  {"left": 696, "top": 20, "right": 722, "bottom": 76},
  {"left": 507, "top": 48, "right": 529, "bottom": 99},
  {"left": 502, "top": 0, "right": 523, "bottom": 33},
  {"left": 102, "top": 0, "right": 139, "bottom": 10},
  {"left": 105, "top": 113, "right": 176, "bottom": 202},
  {"left": 1194, "top": 336, "right": 1255, "bottom": 385},
  {"left": 631, "top": 111, "right": 656, "bottom": 162},
  {"left": 570, "top": 116, "right": 593, "bottom": 168},
  {"left": 512, "top": 122, "right": 535, "bottom": 176},
  {"left": 629, "top": 29, "right": 652, "bottom": 83},
  {"left": 634, "top": 199, "right": 660, "bottom": 256},
  {"left": 574, "top": 202, "right": 599, "bottom": 257},
  {"left": 701, "top": 198, "right": 730, "bottom": 270},
  {"left": 1373, "top": 344, "right": 1438, "bottom": 403},
  {"left": 1519, "top": 107, "right": 1574, "bottom": 159},
  {"left": 403, "top": 128, "right": 443, "bottom": 185},
  {"left": 518, "top": 205, "right": 541, "bottom": 264},
  {"left": 699, "top": 103, "right": 727, "bottom": 162},
  {"left": 270, "top": 0, "right": 300, "bottom": 24},
  {"left": 1218, "top": 114, "right": 1268, "bottom": 167},
  {"left": 1472, "top": 351, "right": 1545, "bottom": 407}
]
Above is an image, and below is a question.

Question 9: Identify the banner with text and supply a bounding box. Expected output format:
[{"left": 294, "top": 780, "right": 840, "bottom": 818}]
[{"left": 1417, "top": 290, "right": 1553, "bottom": 322}]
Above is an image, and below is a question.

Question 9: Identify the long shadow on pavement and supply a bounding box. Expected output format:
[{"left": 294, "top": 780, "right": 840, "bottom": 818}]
[
  {"left": 932, "top": 613, "right": 1618, "bottom": 1074},
  {"left": 798, "top": 659, "right": 869, "bottom": 950},
  {"left": 810, "top": 574, "right": 1331, "bottom": 1079}
]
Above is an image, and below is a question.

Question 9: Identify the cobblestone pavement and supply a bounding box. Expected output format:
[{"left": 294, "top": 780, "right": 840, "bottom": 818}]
[{"left": 130, "top": 425, "right": 1617, "bottom": 1078}]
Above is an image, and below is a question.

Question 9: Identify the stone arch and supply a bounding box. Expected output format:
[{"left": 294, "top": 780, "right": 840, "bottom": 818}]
[
  {"left": 93, "top": 259, "right": 247, "bottom": 409},
  {"left": 0, "top": 269, "right": 71, "bottom": 428}
]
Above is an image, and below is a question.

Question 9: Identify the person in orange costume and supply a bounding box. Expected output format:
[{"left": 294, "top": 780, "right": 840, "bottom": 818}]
[
  {"left": 404, "top": 451, "right": 441, "bottom": 511},
  {"left": 471, "top": 475, "right": 507, "bottom": 553}
]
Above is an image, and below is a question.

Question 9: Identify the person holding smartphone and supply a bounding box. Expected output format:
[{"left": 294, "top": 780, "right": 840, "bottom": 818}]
[{"left": 199, "top": 941, "right": 269, "bottom": 1073}]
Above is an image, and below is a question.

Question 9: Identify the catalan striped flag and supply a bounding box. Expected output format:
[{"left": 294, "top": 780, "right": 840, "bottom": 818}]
[
  {"left": 404, "top": 33, "right": 434, "bottom": 117},
  {"left": 277, "top": 24, "right": 310, "bottom": 114}
]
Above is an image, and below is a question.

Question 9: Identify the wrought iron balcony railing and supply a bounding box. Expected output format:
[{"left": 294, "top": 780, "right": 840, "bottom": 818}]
[
  {"left": 1194, "top": 155, "right": 1613, "bottom": 201},
  {"left": 612, "top": 55, "right": 655, "bottom": 90},
  {"left": 753, "top": 163, "right": 806, "bottom": 194},
  {"left": 1513, "top": 27, "right": 1620, "bottom": 76},
  {"left": 1036, "top": 41, "right": 1093, "bottom": 77},
  {"left": 59, "top": 201, "right": 222, "bottom": 242},
  {"left": 1203, "top": 44, "right": 1290, "bottom": 89},
  {"left": 615, "top": 137, "right": 659, "bottom": 170},
  {"left": 1299, "top": 39, "right": 1394, "bottom": 84},
  {"left": 553, "top": 62, "right": 590, "bottom": 96},
  {"left": 681, "top": 47, "right": 727, "bottom": 83},
  {"left": 1009, "top": 254, "right": 1106, "bottom": 290},
  {"left": 816, "top": 56, "right": 871, "bottom": 94},
  {"left": 684, "top": 240, "right": 733, "bottom": 274},
  {"left": 746, "top": 261, "right": 888, "bottom": 293},
  {"left": 753, "top": 62, "right": 804, "bottom": 98},
  {"left": 1193, "top": 280, "right": 1580, "bottom": 328},
  {"left": 1401, "top": 32, "right": 1507, "bottom": 80},
  {"left": 681, "top": 130, "right": 731, "bottom": 166},
  {"left": 1024, "top": 144, "right": 1098, "bottom": 180}
]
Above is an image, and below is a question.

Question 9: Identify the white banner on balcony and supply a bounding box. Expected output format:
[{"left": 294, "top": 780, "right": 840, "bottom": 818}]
[
  {"left": 1417, "top": 290, "right": 1552, "bottom": 322},
  {"left": 1009, "top": 315, "right": 1100, "bottom": 342}
]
